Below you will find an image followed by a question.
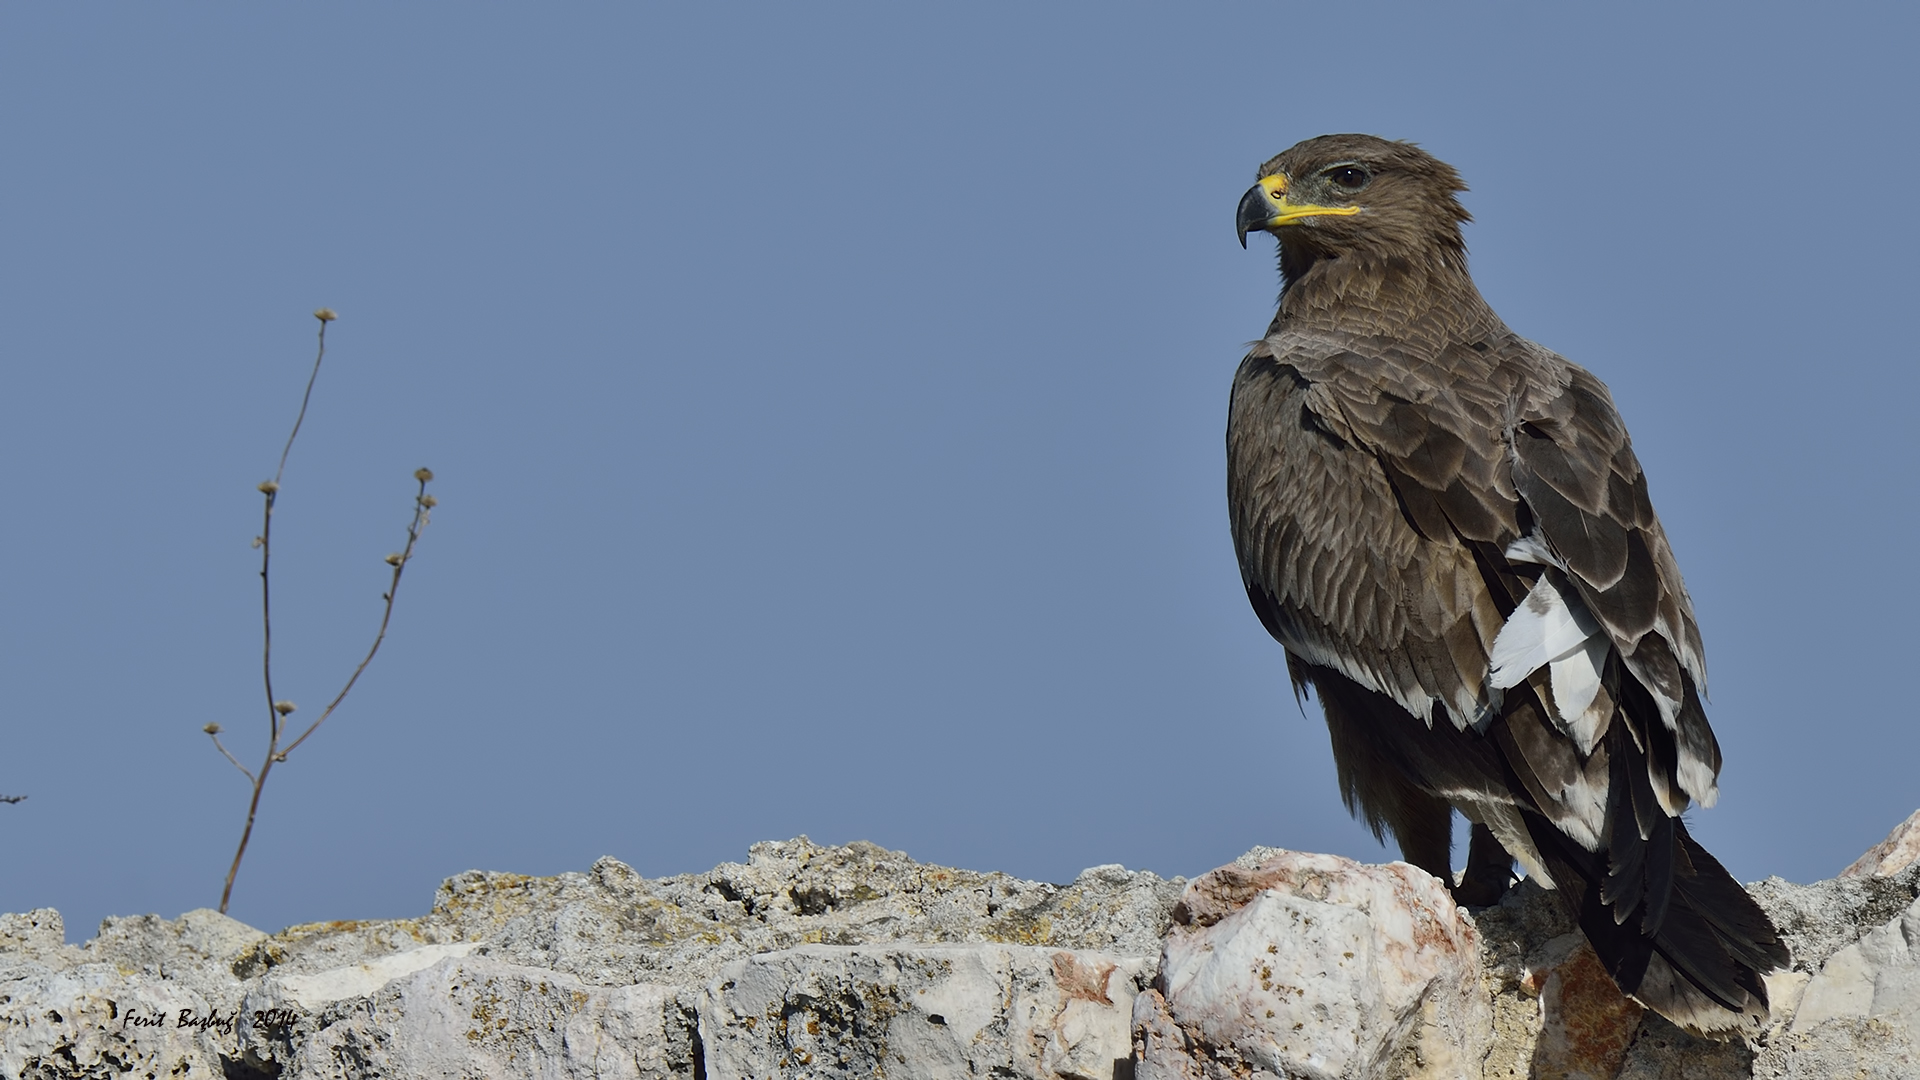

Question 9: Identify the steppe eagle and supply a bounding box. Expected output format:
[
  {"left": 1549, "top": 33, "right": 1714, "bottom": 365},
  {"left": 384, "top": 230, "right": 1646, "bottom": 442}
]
[{"left": 1229, "top": 134, "right": 1786, "bottom": 1034}]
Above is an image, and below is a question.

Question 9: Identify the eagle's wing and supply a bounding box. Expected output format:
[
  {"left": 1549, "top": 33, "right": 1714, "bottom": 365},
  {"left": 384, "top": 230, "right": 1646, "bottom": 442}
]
[
  {"left": 1229, "top": 328, "right": 1522, "bottom": 730},
  {"left": 1230, "top": 327, "right": 1721, "bottom": 840},
  {"left": 1501, "top": 353, "right": 1719, "bottom": 812},
  {"left": 1232, "top": 328, "right": 1785, "bottom": 1029}
]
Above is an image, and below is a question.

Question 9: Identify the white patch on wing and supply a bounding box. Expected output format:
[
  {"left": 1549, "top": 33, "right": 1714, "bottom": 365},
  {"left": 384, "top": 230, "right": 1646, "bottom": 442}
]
[
  {"left": 1503, "top": 530, "right": 1565, "bottom": 570},
  {"left": 1488, "top": 572, "right": 1602, "bottom": 690},
  {"left": 1487, "top": 570, "right": 1617, "bottom": 756},
  {"left": 1550, "top": 636, "right": 1612, "bottom": 756}
]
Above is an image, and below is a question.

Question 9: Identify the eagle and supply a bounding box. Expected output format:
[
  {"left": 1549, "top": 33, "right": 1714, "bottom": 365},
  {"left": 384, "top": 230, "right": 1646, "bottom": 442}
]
[{"left": 1228, "top": 134, "right": 1787, "bottom": 1034}]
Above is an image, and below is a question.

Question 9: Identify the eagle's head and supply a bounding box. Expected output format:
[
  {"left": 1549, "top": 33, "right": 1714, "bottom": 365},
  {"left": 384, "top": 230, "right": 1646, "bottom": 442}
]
[{"left": 1236, "top": 135, "right": 1472, "bottom": 272}]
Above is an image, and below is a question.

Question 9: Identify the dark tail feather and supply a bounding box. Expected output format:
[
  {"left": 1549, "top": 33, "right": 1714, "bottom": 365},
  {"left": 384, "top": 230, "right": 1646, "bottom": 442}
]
[
  {"left": 1669, "top": 824, "right": 1790, "bottom": 978},
  {"left": 1526, "top": 746, "right": 1788, "bottom": 1037}
]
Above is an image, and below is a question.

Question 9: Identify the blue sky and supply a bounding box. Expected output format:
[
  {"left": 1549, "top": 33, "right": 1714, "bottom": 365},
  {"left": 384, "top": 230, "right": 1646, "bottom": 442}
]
[{"left": 2, "top": 5, "right": 1914, "bottom": 938}]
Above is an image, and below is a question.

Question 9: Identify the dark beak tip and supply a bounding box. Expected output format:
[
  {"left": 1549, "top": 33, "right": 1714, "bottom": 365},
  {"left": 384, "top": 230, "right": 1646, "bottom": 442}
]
[{"left": 1235, "top": 183, "right": 1269, "bottom": 251}]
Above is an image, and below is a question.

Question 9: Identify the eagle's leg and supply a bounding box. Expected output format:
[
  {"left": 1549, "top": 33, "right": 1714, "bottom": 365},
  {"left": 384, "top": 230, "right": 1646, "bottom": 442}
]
[
  {"left": 1302, "top": 659, "right": 1519, "bottom": 903},
  {"left": 1304, "top": 661, "right": 1458, "bottom": 884},
  {"left": 1453, "top": 821, "right": 1516, "bottom": 906},
  {"left": 1382, "top": 789, "right": 1454, "bottom": 886}
]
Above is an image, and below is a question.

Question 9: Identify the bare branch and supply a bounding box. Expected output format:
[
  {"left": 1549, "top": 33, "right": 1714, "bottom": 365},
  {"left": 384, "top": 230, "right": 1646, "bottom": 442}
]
[
  {"left": 205, "top": 729, "right": 256, "bottom": 784},
  {"left": 217, "top": 308, "right": 433, "bottom": 916},
  {"left": 275, "top": 313, "right": 331, "bottom": 485},
  {"left": 279, "top": 476, "right": 431, "bottom": 759},
  {"left": 259, "top": 482, "right": 281, "bottom": 748}
]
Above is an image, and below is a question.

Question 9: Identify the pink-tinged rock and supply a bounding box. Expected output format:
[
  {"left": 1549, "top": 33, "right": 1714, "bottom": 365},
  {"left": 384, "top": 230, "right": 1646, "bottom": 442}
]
[
  {"left": 1134, "top": 850, "right": 1488, "bottom": 1080},
  {"left": 1840, "top": 808, "right": 1920, "bottom": 879},
  {"left": 1523, "top": 935, "right": 1643, "bottom": 1080}
]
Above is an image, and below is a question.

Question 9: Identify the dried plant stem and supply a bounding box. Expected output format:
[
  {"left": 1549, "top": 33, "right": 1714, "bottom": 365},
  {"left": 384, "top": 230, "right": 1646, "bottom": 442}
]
[
  {"left": 208, "top": 734, "right": 255, "bottom": 783},
  {"left": 211, "top": 312, "right": 434, "bottom": 915},
  {"left": 275, "top": 320, "right": 327, "bottom": 485},
  {"left": 279, "top": 478, "right": 430, "bottom": 760}
]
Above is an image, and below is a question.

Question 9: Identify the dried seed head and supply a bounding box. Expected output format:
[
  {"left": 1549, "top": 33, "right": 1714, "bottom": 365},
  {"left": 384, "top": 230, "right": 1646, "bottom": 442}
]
[
  {"left": 273, "top": 700, "right": 297, "bottom": 716},
  {"left": 421, "top": 495, "right": 439, "bottom": 508},
  {"left": 258, "top": 481, "right": 280, "bottom": 494},
  {"left": 314, "top": 308, "right": 338, "bottom": 322},
  {"left": 414, "top": 467, "right": 434, "bottom": 482},
  {"left": 203, "top": 722, "right": 223, "bottom": 735}
]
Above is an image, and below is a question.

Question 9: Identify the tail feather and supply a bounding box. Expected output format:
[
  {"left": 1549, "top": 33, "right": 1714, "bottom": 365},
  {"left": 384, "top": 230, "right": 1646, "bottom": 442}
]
[
  {"left": 1601, "top": 817, "right": 1646, "bottom": 914},
  {"left": 1525, "top": 730, "right": 1787, "bottom": 1037},
  {"left": 1640, "top": 813, "right": 1675, "bottom": 938},
  {"left": 1670, "top": 830, "right": 1789, "bottom": 978}
]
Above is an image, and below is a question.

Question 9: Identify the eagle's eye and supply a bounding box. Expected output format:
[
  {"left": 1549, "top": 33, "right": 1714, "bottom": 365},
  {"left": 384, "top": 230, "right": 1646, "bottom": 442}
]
[{"left": 1324, "top": 165, "right": 1370, "bottom": 191}]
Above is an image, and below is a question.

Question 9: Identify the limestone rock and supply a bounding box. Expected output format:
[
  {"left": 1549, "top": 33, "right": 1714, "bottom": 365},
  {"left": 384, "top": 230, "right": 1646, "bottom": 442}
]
[
  {"left": 1134, "top": 851, "right": 1487, "bottom": 1080},
  {"left": 0, "top": 908, "right": 78, "bottom": 966},
  {"left": 82, "top": 906, "right": 267, "bottom": 1011},
  {"left": 1747, "top": 860, "right": 1920, "bottom": 979},
  {"left": 1842, "top": 809, "right": 1920, "bottom": 880},
  {"left": 1744, "top": 890, "right": 1920, "bottom": 1078},
  {"left": 272, "top": 941, "right": 481, "bottom": 1009},
  {"left": 224, "top": 837, "right": 1183, "bottom": 991},
  {"left": 4, "top": 823, "right": 1920, "bottom": 1078},
  {"left": 244, "top": 955, "right": 692, "bottom": 1080},
  {"left": 1524, "top": 937, "right": 1644, "bottom": 1080},
  {"left": 0, "top": 961, "right": 229, "bottom": 1079},
  {"left": 702, "top": 944, "right": 1149, "bottom": 1080},
  {"left": 1465, "top": 883, "right": 1753, "bottom": 1080},
  {"left": 1791, "top": 892, "right": 1920, "bottom": 1031},
  {"left": 0, "top": 838, "right": 1180, "bottom": 1079}
]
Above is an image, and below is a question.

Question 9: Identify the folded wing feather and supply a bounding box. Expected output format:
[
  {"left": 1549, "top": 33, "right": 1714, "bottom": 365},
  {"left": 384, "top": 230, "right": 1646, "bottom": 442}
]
[{"left": 1488, "top": 570, "right": 1613, "bottom": 755}]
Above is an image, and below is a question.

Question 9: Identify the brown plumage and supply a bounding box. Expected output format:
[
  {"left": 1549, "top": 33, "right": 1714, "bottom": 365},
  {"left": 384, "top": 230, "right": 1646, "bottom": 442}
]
[{"left": 1228, "top": 134, "right": 1786, "bottom": 1035}]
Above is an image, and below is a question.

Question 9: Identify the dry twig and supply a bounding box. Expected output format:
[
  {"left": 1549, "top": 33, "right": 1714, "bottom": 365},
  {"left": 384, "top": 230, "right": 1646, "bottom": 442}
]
[{"left": 208, "top": 309, "right": 436, "bottom": 914}]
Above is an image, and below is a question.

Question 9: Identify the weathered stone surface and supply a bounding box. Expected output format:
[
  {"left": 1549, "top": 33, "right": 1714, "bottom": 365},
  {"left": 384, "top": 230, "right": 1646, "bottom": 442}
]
[
  {"left": 3, "top": 821, "right": 1919, "bottom": 1079},
  {"left": 0, "top": 905, "right": 273, "bottom": 1080},
  {"left": 275, "top": 941, "right": 481, "bottom": 1009},
  {"left": 1610, "top": 1013, "right": 1754, "bottom": 1079},
  {"left": 1525, "top": 938, "right": 1644, "bottom": 1080},
  {"left": 0, "top": 961, "right": 229, "bottom": 1079},
  {"left": 702, "top": 944, "right": 1148, "bottom": 1080},
  {"left": 223, "top": 837, "right": 1184, "bottom": 991},
  {"left": 242, "top": 955, "right": 692, "bottom": 1080},
  {"left": 1748, "top": 1017, "right": 1919, "bottom": 1080},
  {"left": 0, "top": 838, "right": 1179, "bottom": 1079},
  {"left": 0, "top": 908, "right": 79, "bottom": 966},
  {"left": 1473, "top": 823, "right": 1920, "bottom": 1080},
  {"left": 1842, "top": 809, "right": 1920, "bottom": 880},
  {"left": 1464, "top": 878, "right": 1579, "bottom": 1079},
  {"left": 1470, "top": 888, "right": 1750, "bottom": 1080},
  {"left": 82, "top": 906, "right": 267, "bottom": 1012},
  {"left": 1135, "top": 851, "right": 1487, "bottom": 1080},
  {"left": 1748, "top": 859, "right": 1920, "bottom": 979},
  {"left": 1739, "top": 890, "right": 1920, "bottom": 1079},
  {"left": 1792, "top": 892, "right": 1920, "bottom": 1031}
]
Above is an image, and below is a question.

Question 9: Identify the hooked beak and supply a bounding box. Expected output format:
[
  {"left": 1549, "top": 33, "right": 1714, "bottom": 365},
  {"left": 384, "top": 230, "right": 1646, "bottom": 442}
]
[{"left": 1236, "top": 173, "right": 1360, "bottom": 248}]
